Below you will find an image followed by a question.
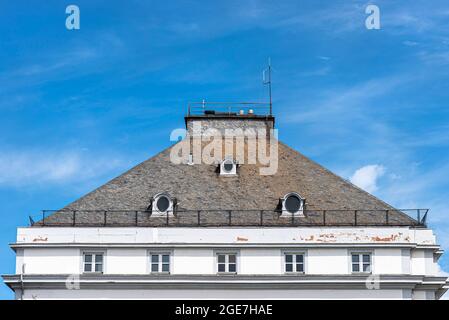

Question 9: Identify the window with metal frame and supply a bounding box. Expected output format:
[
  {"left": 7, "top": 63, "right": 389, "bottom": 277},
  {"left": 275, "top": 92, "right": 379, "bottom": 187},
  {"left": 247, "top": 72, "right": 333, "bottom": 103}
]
[
  {"left": 284, "top": 253, "right": 305, "bottom": 273},
  {"left": 150, "top": 253, "right": 170, "bottom": 273},
  {"left": 83, "top": 252, "right": 103, "bottom": 273},
  {"left": 351, "top": 253, "right": 372, "bottom": 273},
  {"left": 217, "top": 253, "right": 237, "bottom": 273}
]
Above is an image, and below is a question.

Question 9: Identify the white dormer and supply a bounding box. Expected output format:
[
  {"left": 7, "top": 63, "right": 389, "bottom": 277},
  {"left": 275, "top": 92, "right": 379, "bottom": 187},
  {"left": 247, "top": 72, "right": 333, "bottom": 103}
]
[
  {"left": 151, "top": 193, "right": 174, "bottom": 216},
  {"left": 220, "top": 157, "right": 237, "bottom": 176},
  {"left": 281, "top": 192, "right": 304, "bottom": 217}
]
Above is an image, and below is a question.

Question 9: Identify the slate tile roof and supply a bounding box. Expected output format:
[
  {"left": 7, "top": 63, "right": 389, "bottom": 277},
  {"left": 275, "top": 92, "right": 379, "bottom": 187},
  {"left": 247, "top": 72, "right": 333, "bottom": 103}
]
[{"left": 39, "top": 136, "right": 418, "bottom": 227}]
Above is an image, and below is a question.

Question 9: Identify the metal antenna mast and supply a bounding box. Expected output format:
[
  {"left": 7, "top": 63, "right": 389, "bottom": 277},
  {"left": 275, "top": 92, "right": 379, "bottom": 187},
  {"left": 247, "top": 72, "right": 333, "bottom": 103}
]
[{"left": 263, "top": 58, "right": 272, "bottom": 115}]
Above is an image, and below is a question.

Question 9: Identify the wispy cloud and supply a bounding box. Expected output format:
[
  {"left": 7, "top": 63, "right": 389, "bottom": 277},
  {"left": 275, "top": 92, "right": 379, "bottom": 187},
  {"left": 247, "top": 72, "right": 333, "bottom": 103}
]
[
  {"left": 0, "top": 32, "right": 125, "bottom": 95},
  {"left": 297, "top": 66, "right": 331, "bottom": 78},
  {"left": 418, "top": 50, "right": 449, "bottom": 65},
  {"left": 7, "top": 47, "right": 98, "bottom": 78},
  {"left": 0, "top": 149, "right": 130, "bottom": 188},
  {"left": 402, "top": 40, "right": 419, "bottom": 47},
  {"left": 281, "top": 73, "right": 412, "bottom": 126},
  {"left": 380, "top": 162, "right": 449, "bottom": 205}
]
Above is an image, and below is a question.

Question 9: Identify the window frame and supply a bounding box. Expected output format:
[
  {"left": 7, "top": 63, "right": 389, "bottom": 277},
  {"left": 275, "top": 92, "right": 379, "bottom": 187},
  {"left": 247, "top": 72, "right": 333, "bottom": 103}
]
[
  {"left": 148, "top": 250, "right": 172, "bottom": 274},
  {"left": 82, "top": 251, "right": 105, "bottom": 274},
  {"left": 283, "top": 251, "right": 306, "bottom": 274},
  {"left": 151, "top": 193, "right": 174, "bottom": 216},
  {"left": 280, "top": 192, "right": 305, "bottom": 217},
  {"left": 219, "top": 157, "right": 237, "bottom": 176},
  {"left": 215, "top": 251, "right": 239, "bottom": 274},
  {"left": 350, "top": 251, "right": 373, "bottom": 274}
]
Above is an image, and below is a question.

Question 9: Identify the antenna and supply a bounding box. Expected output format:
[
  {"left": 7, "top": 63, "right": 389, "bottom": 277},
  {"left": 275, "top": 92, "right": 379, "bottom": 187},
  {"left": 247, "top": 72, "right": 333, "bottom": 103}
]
[{"left": 263, "top": 58, "right": 272, "bottom": 115}]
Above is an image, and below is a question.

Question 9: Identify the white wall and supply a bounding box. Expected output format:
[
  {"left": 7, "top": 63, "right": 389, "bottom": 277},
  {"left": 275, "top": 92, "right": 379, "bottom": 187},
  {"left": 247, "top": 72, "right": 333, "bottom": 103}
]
[
  {"left": 374, "top": 248, "right": 404, "bottom": 274},
  {"left": 21, "top": 248, "right": 81, "bottom": 274},
  {"left": 413, "top": 290, "right": 436, "bottom": 300},
  {"left": 172, "top": 248, "right": 214, "bottom": 274},
  {"left": 411, "top": 249, "right": 438, "bottom": 276},
  {"left": 20, "top": 288, "right": 408, "bottom": 300},
  {"left": 307, "top": 249, "right": 348, "bottom": 274},
  {"left": 239, "top": 248, "right": 282, "bottom": 275},
  {"left": 9, "top": 226, "right": 445, "bottom": 300},
  {"left": 13, "top": 226, "right": 443, "bottom": 276},
  {"left": 16, "top": 246, "right": 440, "bottom": 276},
  {"left": 106, "top": 249, "right": 148, "bottom": 274},
  {"left": 15, "top": 226, "right": 438, "bottom": 245}
]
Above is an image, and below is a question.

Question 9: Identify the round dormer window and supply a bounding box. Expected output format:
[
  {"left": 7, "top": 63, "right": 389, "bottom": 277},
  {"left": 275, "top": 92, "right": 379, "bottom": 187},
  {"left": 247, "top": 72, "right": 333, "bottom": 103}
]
[
  {"left": 285, "top": 194, "right": 302, "bottom": 213},
  {"left": 281, "top": 192, "right": 304, "bottom": 216},
  {"left": 220, "top": 158, "right": 237, "bottom": 176},
  {"left": 152, "top": 193, "right": 173, "bottom": 215},
  {"left": 223, "top": 159, "right": 234, "bottom": 172},
  {"left": 156, "top": 195, "right": 170, "bottom": 212}
]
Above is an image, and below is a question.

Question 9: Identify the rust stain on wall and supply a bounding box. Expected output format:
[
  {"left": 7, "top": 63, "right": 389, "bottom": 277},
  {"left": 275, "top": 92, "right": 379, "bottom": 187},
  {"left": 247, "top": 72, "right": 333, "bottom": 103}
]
[
  {"left": 316, "top": 238, "right": 337, "bottom": 242},
  {"left": 296, "top": 231, "right": 408, "bottom": 243},
  {"left": 32, "top": 236, "right": 48, "bottom": 242},
  {"left": 299, "top": 235, "right": 315, "bottom": 241},
  {"left": 370, "top": 234, "right": 401, "bottom": 242},
  {"left": 319, "top": 233, "right": 336, "bottom": 239}
]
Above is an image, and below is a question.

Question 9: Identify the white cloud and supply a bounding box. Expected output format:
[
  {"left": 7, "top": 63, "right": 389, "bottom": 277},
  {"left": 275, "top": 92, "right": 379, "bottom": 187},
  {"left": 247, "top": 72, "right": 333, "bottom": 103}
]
[
  {"left": 403, "top": 40, "right": 419, "bottom": 46},
  {"left": 0, "top": 149, "right": 129, "bottom": 187},
  {"left": 350, "top": 164, "right": 385, "bottom": 193}
]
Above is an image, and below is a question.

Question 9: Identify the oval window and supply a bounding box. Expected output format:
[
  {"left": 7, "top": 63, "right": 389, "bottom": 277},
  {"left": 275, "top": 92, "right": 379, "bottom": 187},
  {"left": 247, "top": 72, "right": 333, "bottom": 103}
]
[
  {"left": 156, "top": 196, "right": 170, "bottom": 212},
  {"left": 285, "top": 194, "right": 302, "bottom": 213},
  {"left": 223, "top": 160, "right": 234, "bottom": 172}
]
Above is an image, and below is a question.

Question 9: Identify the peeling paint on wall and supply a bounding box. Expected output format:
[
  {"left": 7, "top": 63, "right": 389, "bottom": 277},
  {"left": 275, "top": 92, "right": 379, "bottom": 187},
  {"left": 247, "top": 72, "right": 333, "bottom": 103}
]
[{"left": 32, "top": 236, "right": 48, "bottom": 242}]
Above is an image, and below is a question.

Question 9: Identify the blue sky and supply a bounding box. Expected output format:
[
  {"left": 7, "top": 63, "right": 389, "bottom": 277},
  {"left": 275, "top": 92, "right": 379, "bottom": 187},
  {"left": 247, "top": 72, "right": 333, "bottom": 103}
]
[{"left": 1, "top": 0, "right": 449, "bottom": 299}]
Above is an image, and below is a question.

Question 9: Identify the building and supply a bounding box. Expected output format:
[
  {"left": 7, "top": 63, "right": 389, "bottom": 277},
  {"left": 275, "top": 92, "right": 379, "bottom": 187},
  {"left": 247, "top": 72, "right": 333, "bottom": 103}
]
[{"left": 2, "top": 102, "right": 448, "bottom": 299}]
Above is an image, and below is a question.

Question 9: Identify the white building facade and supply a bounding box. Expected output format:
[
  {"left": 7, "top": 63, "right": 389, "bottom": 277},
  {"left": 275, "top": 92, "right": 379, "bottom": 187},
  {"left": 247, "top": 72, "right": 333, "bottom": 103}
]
[
  {"left": 5, "top": 226, "right": 447, "bottom": 299},
  {"left": 3, "top": 104, "right": 448, "bottom": 299}
]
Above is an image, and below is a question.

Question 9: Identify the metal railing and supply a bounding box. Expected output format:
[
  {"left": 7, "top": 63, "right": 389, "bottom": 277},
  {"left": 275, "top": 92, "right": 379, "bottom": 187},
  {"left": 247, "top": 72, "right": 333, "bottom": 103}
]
[
  {"left": 29, "top": 209, "right": 428, "bottom": 228},
  {"left": 187, "top": 101, "right": 272, "bottom": 116}
]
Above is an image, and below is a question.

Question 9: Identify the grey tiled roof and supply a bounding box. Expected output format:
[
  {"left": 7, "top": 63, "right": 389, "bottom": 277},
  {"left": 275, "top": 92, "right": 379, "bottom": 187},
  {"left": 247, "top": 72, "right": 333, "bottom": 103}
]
[{"left": 39, "top": 139, "right": 418, "bottom": 227}]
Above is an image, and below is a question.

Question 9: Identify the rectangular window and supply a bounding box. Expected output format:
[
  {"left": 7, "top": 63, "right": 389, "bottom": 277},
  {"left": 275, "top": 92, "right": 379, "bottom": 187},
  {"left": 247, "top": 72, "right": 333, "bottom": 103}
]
[
  {"left": 83, "top": 252, "right": 103, "bottom": 273},
  {"left": 150, "top": 253, "right": 170, "bottom": 273},
  {"left": 351, "top": 253, "right": 372, "bottom": 273},
  {"left": 217, "top": 253, "right": 237, "bottom": 273},
  {"left": 284, "top": 253, "right": 305, "bottom": 273}
]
